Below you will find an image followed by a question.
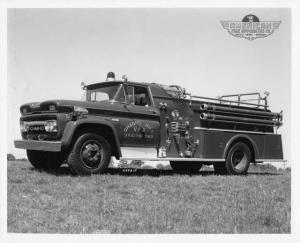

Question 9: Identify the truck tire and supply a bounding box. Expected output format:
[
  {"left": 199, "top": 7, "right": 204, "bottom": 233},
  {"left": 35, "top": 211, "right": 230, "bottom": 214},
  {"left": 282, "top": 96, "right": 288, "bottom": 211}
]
[
  {"left": 27, "top": 150, "right": 65, "bottom": 171},
  {"left": 225, "top": 142, "right": 251, "bottom": 175},
  {"left": 67, "top": 133, "right": 111, "bottom": 175},
  {"left": 170, "top": 161, "right": 202, "bottom": 173},
  {"left": 213, "top": 163, "right": 227, "bottom": 175}
]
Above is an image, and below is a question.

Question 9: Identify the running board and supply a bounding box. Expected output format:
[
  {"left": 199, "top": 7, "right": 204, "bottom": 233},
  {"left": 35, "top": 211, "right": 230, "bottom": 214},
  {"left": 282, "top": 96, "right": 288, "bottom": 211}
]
[
  {"left": 119, "top": 157, "right": 286, "bottom": 163},
  {"left": 120, "top": 147, "right": 226, "bottom": 162},
  {"left": 120, "top": 157, "right": 226, "bottom": 162},
  {"left": 255, "top": 159, "right": 287, "bottom": 162},
  {"left": 119, "top": 147, "right": 286, "bottom": 163}
]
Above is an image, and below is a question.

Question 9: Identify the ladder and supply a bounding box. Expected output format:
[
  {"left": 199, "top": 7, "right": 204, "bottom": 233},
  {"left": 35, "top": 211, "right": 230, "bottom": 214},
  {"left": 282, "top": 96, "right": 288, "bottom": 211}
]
[{"left": 190, "top": 92, "right": 269, "bottom": 109}]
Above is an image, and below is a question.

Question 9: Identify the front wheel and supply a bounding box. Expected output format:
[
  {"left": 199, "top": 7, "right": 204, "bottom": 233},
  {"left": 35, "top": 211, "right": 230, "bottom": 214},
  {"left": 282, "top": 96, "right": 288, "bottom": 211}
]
[
  {"left": 225, "top": 142, "right": 251, "bottom": 175},
  {"left": 67, "top": 133, "right": 111, "bottom": 175},
  {"left": 170, "top": 161, "right": 202, "bottom": 173},
  {"left": 27, "top": 150, "right": 65, "bottom": 171}
]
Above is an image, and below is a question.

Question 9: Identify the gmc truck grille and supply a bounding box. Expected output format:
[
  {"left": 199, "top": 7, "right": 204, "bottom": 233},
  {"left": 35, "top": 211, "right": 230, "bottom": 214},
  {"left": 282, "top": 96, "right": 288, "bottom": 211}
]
[
  {"left": 27, "top": 121, "right": 47, "bottom": 134},
  {"left": 22, "top": 120, "right": 58, "bottom": 140},
  {"left": 21, "top": 113, "right": 70, "bottom": 141}
]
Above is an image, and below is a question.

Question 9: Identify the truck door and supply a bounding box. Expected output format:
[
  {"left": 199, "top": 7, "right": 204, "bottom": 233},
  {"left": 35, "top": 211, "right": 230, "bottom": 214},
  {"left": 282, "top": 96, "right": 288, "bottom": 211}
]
[{"left": 119, "top": 84, "right": 160, "bottom": 147}]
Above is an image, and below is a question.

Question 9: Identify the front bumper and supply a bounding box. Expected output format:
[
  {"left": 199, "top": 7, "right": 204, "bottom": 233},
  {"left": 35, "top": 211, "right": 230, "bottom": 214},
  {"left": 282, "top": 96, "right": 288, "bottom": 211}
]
[{"left": 14, "top": 140, "right": 62, "bottom": 152}]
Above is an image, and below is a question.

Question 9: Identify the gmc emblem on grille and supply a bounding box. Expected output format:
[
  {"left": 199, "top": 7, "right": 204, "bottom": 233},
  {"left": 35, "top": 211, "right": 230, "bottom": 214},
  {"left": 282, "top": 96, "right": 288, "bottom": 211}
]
[{"left": 29, "top": 126, "right": 45, "bottom": 131}]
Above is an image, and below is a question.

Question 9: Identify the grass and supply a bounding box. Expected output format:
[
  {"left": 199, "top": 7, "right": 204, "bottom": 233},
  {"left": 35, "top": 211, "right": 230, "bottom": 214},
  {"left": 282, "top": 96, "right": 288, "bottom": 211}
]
[{"left": 7, "top": 161, "right": 290, "bottom": 233}]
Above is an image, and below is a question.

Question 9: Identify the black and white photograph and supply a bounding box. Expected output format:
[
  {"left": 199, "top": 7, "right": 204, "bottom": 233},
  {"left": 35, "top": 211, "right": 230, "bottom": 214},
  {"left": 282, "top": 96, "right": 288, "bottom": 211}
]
[{"left": 2, "top": 0, "right": 300, "bottom": 240}]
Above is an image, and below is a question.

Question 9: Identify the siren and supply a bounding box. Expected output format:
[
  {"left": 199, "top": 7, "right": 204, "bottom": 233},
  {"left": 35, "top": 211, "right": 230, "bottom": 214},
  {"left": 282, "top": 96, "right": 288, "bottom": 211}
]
[{"left": 106, "top": 72, "right": 116, "bottom": 81}]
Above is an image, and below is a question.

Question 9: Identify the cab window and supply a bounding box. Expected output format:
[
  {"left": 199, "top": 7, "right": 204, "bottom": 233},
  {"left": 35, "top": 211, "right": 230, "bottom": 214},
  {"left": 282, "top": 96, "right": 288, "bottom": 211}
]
[
  {"left": 125, "top": 85, "right": 151, "bottom": 106},
  {"left": 87, "top": 84, "right": 125, "bottom": 102},
  {"left": 114, "top": 85, "right": 126, "bottom": 102}
]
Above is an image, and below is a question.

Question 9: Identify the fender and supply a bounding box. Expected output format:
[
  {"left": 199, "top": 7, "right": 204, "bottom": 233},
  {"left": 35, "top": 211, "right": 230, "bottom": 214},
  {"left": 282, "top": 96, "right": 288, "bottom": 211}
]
[
  {"left": 61, "top": 117, "right": 121, "bottom": 157},
  {"left": 222, "top": 134, "right": 259, "bottom": 161}
]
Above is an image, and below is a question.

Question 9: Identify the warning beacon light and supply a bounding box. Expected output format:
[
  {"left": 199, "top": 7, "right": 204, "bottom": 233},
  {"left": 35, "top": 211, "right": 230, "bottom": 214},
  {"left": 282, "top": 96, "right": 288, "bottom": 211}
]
[{"left": 106, "top": 72, "right": 116, "bottom": 82}]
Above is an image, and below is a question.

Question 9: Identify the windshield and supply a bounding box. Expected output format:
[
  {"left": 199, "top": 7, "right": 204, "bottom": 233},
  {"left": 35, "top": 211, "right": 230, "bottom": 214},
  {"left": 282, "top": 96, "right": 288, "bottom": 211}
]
[{"left": 86, "top": 84, "right": 125, "bottom": 102}]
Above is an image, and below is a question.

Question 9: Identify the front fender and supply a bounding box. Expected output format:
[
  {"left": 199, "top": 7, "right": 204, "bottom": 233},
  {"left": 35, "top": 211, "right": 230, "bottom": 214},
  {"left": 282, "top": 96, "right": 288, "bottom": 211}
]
[{"left": 61, "top": 118, "right": 121, "bottom": 157}]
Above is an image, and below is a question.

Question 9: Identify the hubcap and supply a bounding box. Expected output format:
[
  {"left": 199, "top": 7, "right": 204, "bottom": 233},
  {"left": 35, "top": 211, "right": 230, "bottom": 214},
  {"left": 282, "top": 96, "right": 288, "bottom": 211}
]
[
  {"left": 231, "top": 149, "right": 247, "bottom": 171},
  {"left": 80, "top": 140, "right": 103, "bottom": 169}
]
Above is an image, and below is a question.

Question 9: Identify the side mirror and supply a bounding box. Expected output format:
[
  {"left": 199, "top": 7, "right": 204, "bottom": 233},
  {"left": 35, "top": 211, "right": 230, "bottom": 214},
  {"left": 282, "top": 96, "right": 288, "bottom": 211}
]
[
  {"left": 124, "top": 99, "right": 134, "bottom": 109},
  {"left": 127, "top": 94, "right": 134, "bottom": 105}
]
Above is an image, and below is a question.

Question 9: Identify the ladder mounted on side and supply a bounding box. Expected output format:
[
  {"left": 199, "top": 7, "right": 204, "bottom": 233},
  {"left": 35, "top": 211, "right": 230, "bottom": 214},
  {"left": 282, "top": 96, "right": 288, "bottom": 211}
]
[
  {"left": 189, "top": 91, "right": 270, "bottom": 110},
  {"left": 158, "top": 84, "right": 270, "bottom": 109},
  {"left": 217, "top": 91, "right": 270, "bottom": 109}
]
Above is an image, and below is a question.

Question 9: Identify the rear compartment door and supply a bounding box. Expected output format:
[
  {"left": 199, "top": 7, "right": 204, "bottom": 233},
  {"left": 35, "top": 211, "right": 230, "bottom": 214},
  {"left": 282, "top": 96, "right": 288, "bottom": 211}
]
[{"left": 264, "top": 134, "right": 283, "bottom": 159}]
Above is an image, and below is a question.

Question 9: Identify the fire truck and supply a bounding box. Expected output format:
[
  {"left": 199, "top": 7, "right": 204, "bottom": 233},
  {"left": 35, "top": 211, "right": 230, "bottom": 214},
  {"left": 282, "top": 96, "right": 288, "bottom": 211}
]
[{"left": 14, "top": 72, "right": 284, "bottom": 175}]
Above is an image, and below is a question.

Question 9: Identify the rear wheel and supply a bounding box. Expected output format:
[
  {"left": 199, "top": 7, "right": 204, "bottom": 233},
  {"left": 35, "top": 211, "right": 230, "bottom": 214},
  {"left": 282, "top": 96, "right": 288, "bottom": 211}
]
[
  {"left": 67, "top": 133, "right": 111, "bottom": 175},
  {"left": 170, "top": 161, "right": 202, "bottom": 173},
  {"left": 27, "top": 150, "right": 65, "bottom": 171},
  {"left": 225, "top": 142, "right": 251, "bottom": 175}
]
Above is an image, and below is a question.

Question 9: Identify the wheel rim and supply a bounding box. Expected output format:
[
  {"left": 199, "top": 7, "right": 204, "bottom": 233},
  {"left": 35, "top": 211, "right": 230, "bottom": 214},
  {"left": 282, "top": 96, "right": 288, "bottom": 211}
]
[
  {"left": 80, "top": 139, "right": 104, "bottom": 169},
  {"left": 231, "top": 148, "right": 248, "bottom": 171}
]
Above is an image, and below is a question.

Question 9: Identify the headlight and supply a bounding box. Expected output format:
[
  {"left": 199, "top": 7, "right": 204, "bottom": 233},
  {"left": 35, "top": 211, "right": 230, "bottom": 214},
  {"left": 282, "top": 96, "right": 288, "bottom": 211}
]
[
  {"left": 44, "top": 120, "right": 58, "bottom": 132},
  {"left": 20, "top": 121, "right": 28, "bottom": 132}
]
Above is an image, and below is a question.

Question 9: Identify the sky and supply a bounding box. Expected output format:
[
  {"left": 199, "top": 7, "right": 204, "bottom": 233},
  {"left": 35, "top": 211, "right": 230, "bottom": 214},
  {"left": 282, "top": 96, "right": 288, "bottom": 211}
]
[{"left": 7, "top": 8, "right": 291, "bottom": 166}]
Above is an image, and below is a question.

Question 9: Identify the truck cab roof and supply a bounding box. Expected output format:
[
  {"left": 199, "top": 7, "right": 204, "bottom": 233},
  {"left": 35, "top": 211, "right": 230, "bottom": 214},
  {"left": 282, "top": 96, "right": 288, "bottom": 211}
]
[{"left": 89, "top": 79, "right": 190, "bottom": 98}]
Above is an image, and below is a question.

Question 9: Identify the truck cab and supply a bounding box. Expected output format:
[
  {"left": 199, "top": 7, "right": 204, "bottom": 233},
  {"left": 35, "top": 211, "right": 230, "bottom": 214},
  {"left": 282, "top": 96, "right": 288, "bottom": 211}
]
[{"left": 14, "top": 72, "right": 284, "bottom": 175}]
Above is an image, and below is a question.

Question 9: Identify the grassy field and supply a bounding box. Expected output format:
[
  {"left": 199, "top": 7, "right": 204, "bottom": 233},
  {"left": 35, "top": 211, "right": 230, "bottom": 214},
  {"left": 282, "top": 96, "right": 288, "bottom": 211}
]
[{"left": 7, "top": 161, "right": 290, "bottom": 233}]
